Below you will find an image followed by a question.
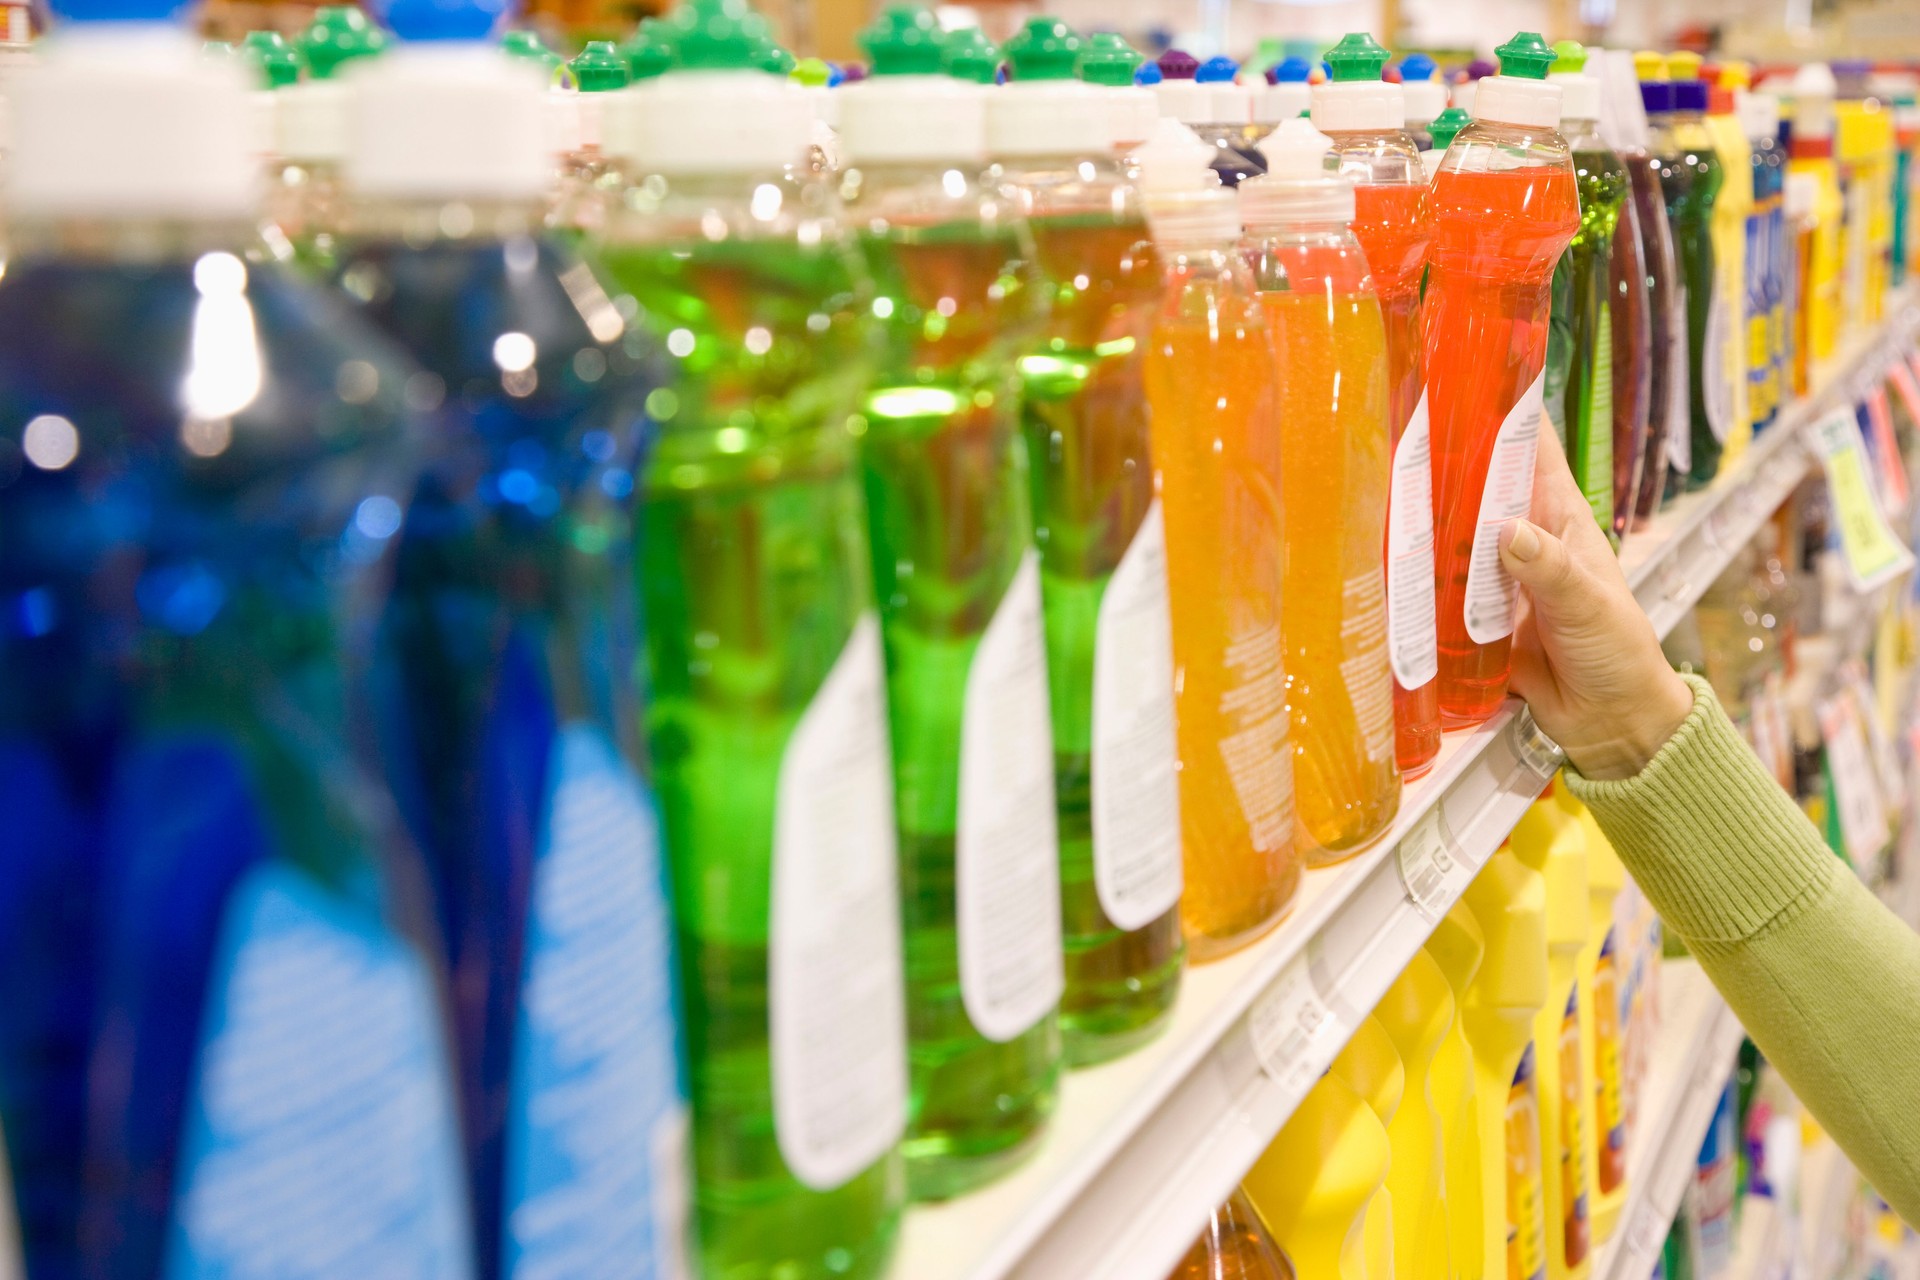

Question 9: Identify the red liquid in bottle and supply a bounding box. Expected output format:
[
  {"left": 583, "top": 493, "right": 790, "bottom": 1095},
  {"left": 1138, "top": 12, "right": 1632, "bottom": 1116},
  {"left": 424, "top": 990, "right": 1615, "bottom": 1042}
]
[
  {"left": 1426, "top": 164, "right": 1581, "bottom": 725},
  {"left": 1353, "top": 181, "right": 1442, "bottom": 777}
]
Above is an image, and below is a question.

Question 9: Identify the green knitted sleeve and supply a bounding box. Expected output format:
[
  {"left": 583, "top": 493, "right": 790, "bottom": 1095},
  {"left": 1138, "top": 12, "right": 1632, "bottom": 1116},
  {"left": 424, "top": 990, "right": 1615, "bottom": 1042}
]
[{"left": 1565, "top": 673, "right": 1920, "bottom": 1226}]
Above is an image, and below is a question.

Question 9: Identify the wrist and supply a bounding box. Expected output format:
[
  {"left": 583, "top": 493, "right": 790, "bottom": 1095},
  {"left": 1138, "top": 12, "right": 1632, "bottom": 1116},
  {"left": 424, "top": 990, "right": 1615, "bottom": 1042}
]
[{"left": 1570, "top": 672, "right": 1696, "bottom": 782}]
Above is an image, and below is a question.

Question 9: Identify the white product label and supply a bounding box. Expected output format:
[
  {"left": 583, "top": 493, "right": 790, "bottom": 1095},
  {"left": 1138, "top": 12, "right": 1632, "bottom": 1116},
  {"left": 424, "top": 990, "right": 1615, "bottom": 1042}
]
[
  {"left": 1704, "top": 281, "right": 1734, "bottom": 442},
  {"left": 770, "top": 616, "right": 909, "bottom": 1191},
  {"left": 1339, "top": 569, "right": 1395, "bottom": 764},
  {"left": 164, "top": 865, "right": 474, "bottom": 1280},
  {"left": 1247, "top": 956, "right": 1331, "bottom": 1094},
  {"left": 1388, "top": 391, "right": 1440, "bottom": 690},
  {"left": 504, "top": 725, "right": 687, "bottom": 1280},
  {"left": 1219, "top": 627, "right": 1295, "bottom": 853},
  {"left": 958, "top": 553, "right": 1065, "bottom": 1043},
  {"left": 1090, "top": 503, "right": 1184, "bottom": 932},
  {"left": 1666, "top": 285, "right": 1693, "bottom": 475},
  {"left": 1462, "top": 370, "right": 1545, "bottom": 645},
  {"left": 1398, "top": 804, "right": 1471, "bottom": 921}
]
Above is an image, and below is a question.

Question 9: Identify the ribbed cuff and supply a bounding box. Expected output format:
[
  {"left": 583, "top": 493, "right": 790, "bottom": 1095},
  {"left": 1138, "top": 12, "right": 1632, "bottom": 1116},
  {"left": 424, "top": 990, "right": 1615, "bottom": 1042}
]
[{"left": 1565, "top": 673, "right": 1839, "bottom": 947}]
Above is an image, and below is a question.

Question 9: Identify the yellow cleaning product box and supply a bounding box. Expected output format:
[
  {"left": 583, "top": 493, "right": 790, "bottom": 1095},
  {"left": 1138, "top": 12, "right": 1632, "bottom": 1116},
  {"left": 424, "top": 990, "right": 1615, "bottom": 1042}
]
[
  {"left": 1427, "top": 903, "right": 1487, "bottom": 1280},
  {"left": 1246, "top": 1067, "right": 1391, "bottom": 1279},
  {"left": 1789, "top": 63, "right": 1845, "bottom": 362},
  {"left": 1375, "top": 951, "right": 1457, "bottom": 1280}
]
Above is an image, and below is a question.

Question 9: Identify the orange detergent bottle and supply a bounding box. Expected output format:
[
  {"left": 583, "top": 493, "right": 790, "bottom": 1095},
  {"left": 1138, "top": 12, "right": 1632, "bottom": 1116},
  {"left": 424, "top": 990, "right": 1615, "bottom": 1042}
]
[
  {"left": 1139, "top": 118, "right": 1299, "bottom": 959},
  {"left": 1313, "top": 31, "right": 1441, "bottom": 780},
  {"left": 1169, "top": 1189, "right": 1297, "bottom": 1279},
  {"left": 1426, "top": 33, "right": 1583, "bottom": 725},
  {"left": 1239, "top": 117, "right": 1400, "bottom": 865}
]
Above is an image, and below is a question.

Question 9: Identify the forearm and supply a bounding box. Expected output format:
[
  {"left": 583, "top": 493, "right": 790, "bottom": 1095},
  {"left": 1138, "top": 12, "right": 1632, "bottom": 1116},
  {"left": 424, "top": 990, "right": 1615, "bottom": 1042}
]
[{"left": 1565, "top": 675, "right": 1920, "bottom": 1225}]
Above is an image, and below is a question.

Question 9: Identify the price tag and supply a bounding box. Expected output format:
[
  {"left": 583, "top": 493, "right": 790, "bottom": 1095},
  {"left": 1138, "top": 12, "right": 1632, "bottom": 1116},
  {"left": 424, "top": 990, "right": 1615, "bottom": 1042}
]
[
  {"left": 1399, "top": 805, "right": 1468, "bottom": 922},
  {"left": 1809, "top": 408, "right": 1916, "bottom": 592},
  {"left": 1865, "top": 388, "right": 1910, "bottom": 517},
  {"left": 1247, "top": 956, "right": 1330, "bottom": 1092}
]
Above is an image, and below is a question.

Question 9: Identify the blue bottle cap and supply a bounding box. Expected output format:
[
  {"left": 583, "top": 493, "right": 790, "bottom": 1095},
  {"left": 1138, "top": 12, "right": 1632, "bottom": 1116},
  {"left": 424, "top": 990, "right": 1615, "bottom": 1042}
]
[
  {"left": 1194, "top": 54, "right": 1237, "bottom": 84},
  {"left": 1640, "top": 80, "right": 1674, "bottom": 114},
  {"left": 49, "top": 0, "right": 185, "bottom": 24},
  {"left": 379, "top": 0, "right": 510, "bottom": 43},
  {"left": 1133, "top": 61, "right": 1162, "bottom": 86},
  {"left": 1271, "top": 55, "right": 1312, "bottom": 83},
  {"left": 1399, "top": 51, "right": 1436, "bottom": 82}
]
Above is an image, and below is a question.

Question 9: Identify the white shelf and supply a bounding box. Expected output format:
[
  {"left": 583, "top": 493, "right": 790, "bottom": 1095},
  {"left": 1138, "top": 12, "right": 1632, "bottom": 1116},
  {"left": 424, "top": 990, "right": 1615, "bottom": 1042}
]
[
  {"left": 886, "top": 297, "right": 1920, "bottom": 1280},
  {"left": 1595, "top": 960, "right": 1745, "bottom": 1280}
]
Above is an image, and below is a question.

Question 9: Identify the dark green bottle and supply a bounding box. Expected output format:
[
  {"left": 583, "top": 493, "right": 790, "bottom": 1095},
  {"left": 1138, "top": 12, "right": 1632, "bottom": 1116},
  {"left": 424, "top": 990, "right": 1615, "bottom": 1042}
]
[
  {"left": 838, "top": 5, "right": 1064, "bottom": 1201},
  {"left": 1655, "top": 71, "right": 1725, "bottom": 494}
]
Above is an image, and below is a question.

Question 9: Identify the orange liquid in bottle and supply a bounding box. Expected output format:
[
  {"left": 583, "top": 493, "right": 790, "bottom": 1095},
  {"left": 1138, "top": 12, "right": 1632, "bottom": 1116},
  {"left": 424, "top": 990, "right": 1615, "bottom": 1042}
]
[
  {"left": 1169, "top": 1189, "right": 1297, "bottom": 1279},
  {"left": 1260, "top": 288, "right": 1399, "bottom": 861},
  {"left": 1352, "top": 182, "right": 1442, "bottom": 777},
  {"left": 1425, "top": 165, "right": 1582, "bottom": 724},
  {"left": 1145, "top": 287, "right": 1298, "bottom": 961}
]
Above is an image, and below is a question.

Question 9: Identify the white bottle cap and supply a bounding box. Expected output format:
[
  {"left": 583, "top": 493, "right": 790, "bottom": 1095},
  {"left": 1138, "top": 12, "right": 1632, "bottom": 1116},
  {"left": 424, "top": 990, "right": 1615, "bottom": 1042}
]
[
  {"left": 1153, "top": 77, "right": 1214, "bottom": 126},
  {"left": 839, "top": 74, "right": 985, "bottom": 164},
  {"left": 1451, "top": 79, "right": 1476, "bottom": 115},
  {"left": 1311, "top": 79, "right": 1405, "bottom": 132},
  {"left": 1208, "top": 80, "right": 1252, "bottom": 127},
  {"left": 985, "top": 80, "right": 1109, "bottom": 158},
  {"left": 8, "top": 25, "right": 260, "bottom": 219},
  {"left": 1241, "top": 116, "right": 1352, "bottom": 225},
  {"left": 1738, "top": 90, "right": 1780, "bottom": 143},
  {"left": 1548, "top": 71, "right": 1601, "bottom": 123},
  {"left": 1253, "top": 80, "right": 1310, "bottom": 126},
  {"left": 1790, "top": 62, "right": 1835, "bottom": 141},
  {"left": 276, "top": 79, "right": 350, "bottom": 162},
  {"left": 1103, "top": 83, "right": 1160, "bottom": 151},
  {"left": 611, "top": 69, "right": 811, "bottom": 174},
  {"left": 1470, "top": 74, "right": 1562, "bottom": 130},
  {"left": 1402, "top": 77, "right": 1446, "bottom": 127},
  {"left": 347, "top": 43, "right": 551, "bottom": 200},
  {"left": 800, "top": 82, "right": 840, "bottom": 129},
  {"left": 1134, "top": 116, "right": 1237, "bottom": 243},
  {"left": 1597, "top": 48, "right": 1651, "bottom": 153},
  {"left": 1784, "top": 169, "right": 1817, "bottom": 220},
  {"left": 545, "top": 86, "right": 583, "bottom": 154}
]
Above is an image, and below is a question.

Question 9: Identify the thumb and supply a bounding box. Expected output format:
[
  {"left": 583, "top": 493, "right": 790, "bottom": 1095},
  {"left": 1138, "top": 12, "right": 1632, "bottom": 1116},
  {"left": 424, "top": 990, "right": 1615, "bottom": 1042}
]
[{"left": 1499, "top": 518, "right": 1583, "bottom": 604}]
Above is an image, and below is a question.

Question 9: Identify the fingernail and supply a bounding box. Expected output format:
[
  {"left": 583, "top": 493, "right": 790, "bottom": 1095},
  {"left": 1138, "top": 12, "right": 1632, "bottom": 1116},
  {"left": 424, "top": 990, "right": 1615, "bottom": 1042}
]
[{"left": 1506, "top": 520, "right": 1541, "bottom": 562}]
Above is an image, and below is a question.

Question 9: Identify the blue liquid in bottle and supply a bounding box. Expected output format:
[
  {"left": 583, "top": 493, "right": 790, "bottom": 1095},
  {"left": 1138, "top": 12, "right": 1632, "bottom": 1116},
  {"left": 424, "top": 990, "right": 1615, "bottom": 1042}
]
[
  {"left": 336, "top": 3, "right": 686, "bottom": 1276},
  {"left": 0, "top": 16, "right": 472, "bottom": 1280}
]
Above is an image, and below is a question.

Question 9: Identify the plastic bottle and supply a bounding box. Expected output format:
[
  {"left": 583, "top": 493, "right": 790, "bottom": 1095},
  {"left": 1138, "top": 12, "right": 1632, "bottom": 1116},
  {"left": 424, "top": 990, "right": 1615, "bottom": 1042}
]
[
  {"left": 1833, "top": 60, "right": 1894, "bottom": 326},
  {"left": 1891, "top": 79, "right": 1919, "bottom": 287},
  {"left": 0, "top": 5, "right": 472, "bottom": 1275},
  {"left": 1240, "top": 116, "right": 1400, "bottom": 861},
  {"left": 1546, "top": 42, "right": 1629, "bottom": 540},
  {"left": 992, "top": 17, "right": 1186, "bottom": 1065},
  {"left": 549, "top": 40, "right": 629, "bottom": 231},
  {"left": 1784, "top": 170, "right": 1820, "bottom": 400},
  {"left": 1659, "top": 53, "right": 1728, "bottom": 493},
  {"left": 1170, "top": 1190, "right": 1297, "bottom": 1279},
  {"left": 1244, "top": 1068, "right": 1390, "bottom": 1280},
  {"left": 1137, "top": 117, "right": 1299, "bottom": 959},
  {"left": 1331, "top": 1017, "right": 1405, "bottom": 1280},
  {"left": 1509, "top": 788, "right": 1593, "bottom": 1280},
  {"left": 1626, "top": 54, "right": 1686, "bottom": 526},
  {"left": 1426, "top": 903, "right": 1488, "bottom": 1280},
  {"left": 1425, "top": 33, "right": 1581, "bottom": 726},
  {"left": 1561, "top": 787, "right": 1629, "bottom": 1246},
  {"left": 593, "top": 1, "right": 911, "bottom": 1272},
  {"left": 1739, "top": 85, "right": 1788, "bottom": 433},
  {"left": 1788, "top": 63, "right": 1843, "bottom": 365},
  {"left": 1076, "top": 31, "right": 1158, "bottom": 157},
  {"left": 1702, "top": 60, "right": 1755, "bottom": 469},
  {"left": 1310, "top": 32, "right": 1440, "bottom": 782},
  {"left": 331, "top": 2, "right": 692, "bottom": 1273},
  {"left": 1373, "top": 949, "right": 1457, "bottom": 1280},
  {"left": 1155, "top": 50, "right": 1265, "bottom": 188},
  {"left": 1255, "top": 57, "right": 1314, "bottom": 146},
  {"left": 1423, "top": 105, "right": 1471, "bottom": 179},
  {"left": 263, "top": 6, "right": 386, "bottom": 271},
  {"left": 1399, "top": 53, "right": 1446, "bottom": 150},
  {"left": 1595, "top": 48, "right": 1653, "bottom": 548},
  {"left": 1462, "top": 844, "right": 1551, "bottom": 1280},
  {"left": 837, "top": 4, "right": 1064, "bottom": 1202}
]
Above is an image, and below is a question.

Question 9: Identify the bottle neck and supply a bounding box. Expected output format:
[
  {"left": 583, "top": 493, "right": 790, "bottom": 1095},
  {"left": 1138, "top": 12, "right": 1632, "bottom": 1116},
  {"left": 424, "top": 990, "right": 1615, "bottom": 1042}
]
[
  {"left": 4, "top": 215, "right": 260, "bottom": 264},
  {"left": 339, "top": 196, "right": 549, "bottom": 244}
]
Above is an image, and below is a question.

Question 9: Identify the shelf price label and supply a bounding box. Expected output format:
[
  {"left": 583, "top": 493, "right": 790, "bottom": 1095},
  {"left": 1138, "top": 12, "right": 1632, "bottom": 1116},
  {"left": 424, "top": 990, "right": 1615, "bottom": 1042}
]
[
  {"left": 1398, "top": 806, "right": 1468, "bottom": 923},
  {"left": 1809, "top": 407, "right": 1916, "bottom": 592},
  {"left": 1246, "top": 956, "right": 1331, "bottom": 1095}
]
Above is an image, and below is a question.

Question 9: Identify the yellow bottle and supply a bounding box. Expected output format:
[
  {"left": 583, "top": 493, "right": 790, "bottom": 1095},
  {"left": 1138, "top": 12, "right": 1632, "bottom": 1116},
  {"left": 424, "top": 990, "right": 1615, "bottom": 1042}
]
[
  {"left": 1689, "top": 55, "right": 1753, "bottom": 468},
  {"left": 1560, "top": 786, "right": 1628, "bottom": 1246},
  {"left": 1789, "top": 63, "right": 1845, "bottom": 362},
  {"left": 1374, "top": 950, "right": 1456, "bottom": 1280},
  {"left": 1509, "top": 789, "right": 1592, "bottom": 1280},
  {"left": 1246, "top": 1068, "right": 1391, "bottom": 1280},
  {"left": 1427, "top": 904, "right": 1487, "bottom": 1280},
  {"left": 1333, "top": 1017, "right": 1405, "bottom": 1280},
  {"left": 1461, "top": 845, "right": 1549, "bottom": 1280}
]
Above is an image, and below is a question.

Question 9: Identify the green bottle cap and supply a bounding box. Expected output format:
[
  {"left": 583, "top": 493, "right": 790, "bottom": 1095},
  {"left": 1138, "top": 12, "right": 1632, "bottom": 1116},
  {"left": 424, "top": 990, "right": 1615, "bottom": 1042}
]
[
  {"left": 620, "top": 19, "right": 677, "bottom": 80},
  {"left": 242, "top": 30, "right": 305, "bottom": 88},
  {"left": 859, "top": 5, "right": 945, "bottom": 76},
  {"left": 942, "top": 26, "right": 999, "bottom": 84},
  {"left": 754, "top": 36, "right": 796, "bottom": 75},
  {"left": 1323, "top": 31, "right": 1389, "bottom": 82},
  {"left": 569, "top": 39, "right": 630, "bottom": 91},
  {"left": 502, "top": 29, "right": 564, "bottom": 86},
  {"left": 1550, "top": 39, "right": 1587, "bottom": 74},
  {"left": 1002, "top": 16, "right": 1081, "bottom": 82},
  {"left": 297, "top": 5, "right": 388, "bottom": 81},
  {"left": 791, "top": 55, "right": 833, "bottom": 86},
  {"left": 655, "top": 0, "right": 768, "bottom": 72},
  {"left": 1429, "top": 105, "right": 1471, "bottom": 148},
  {"left": 1494, "top": 31, "right": 1556, "bottom": 81},
  {"left": 1076, "top": 30, "right": 1141, "bottom": 87}
]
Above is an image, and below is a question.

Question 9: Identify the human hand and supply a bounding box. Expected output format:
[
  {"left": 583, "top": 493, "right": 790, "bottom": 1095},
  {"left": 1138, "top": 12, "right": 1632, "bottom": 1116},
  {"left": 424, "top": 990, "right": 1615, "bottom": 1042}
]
[{"left": 1498, "top": 428, "right": 1695, "bottom": 781}]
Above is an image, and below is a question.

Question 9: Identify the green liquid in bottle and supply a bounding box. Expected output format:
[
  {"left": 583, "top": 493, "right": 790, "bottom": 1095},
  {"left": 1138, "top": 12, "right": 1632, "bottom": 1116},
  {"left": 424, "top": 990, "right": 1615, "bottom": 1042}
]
[
  {"left": 1655, "top": 113, "right": 1725, "bottom": 493},
  {"left": 846, "top": 166, "right": 1063, "bottom": 1201},
  {"left": 1547, "top": 140, "right": 1631, "bottom": 537},
  {"left": 1016, "top": 207, "right": 1184, "bottom": 1064},
  {"left": 597, "top": 188, "right": 907, "bottom": 1280}
]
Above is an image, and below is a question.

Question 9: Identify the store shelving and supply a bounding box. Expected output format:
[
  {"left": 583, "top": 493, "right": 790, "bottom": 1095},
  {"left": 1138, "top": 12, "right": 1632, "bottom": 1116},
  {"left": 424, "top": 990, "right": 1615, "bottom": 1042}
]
[{"left": 884, "top": 296, "right": 1920, "bottom": 1280}]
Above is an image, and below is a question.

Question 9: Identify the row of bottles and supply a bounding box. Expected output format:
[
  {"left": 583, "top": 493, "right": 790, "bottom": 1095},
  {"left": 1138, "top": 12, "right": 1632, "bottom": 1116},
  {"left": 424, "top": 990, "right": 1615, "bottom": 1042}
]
[{"left": 1177, "top": 781, "right": 1666, "bottom": 1280}]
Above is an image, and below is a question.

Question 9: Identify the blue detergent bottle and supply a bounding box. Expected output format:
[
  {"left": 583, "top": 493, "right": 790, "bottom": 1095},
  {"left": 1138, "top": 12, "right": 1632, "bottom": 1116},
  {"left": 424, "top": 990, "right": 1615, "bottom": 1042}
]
[
  {"left": 334, "top": 0, "right": 688, "bottom": 1276},
  {"left": 0, "top": 2, "right": 473, "bottom": 1278}
]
